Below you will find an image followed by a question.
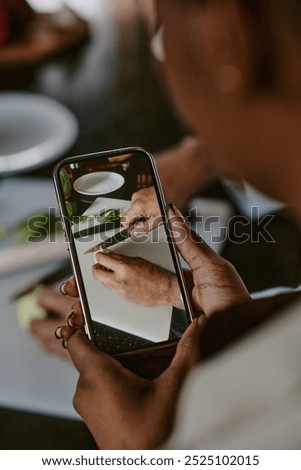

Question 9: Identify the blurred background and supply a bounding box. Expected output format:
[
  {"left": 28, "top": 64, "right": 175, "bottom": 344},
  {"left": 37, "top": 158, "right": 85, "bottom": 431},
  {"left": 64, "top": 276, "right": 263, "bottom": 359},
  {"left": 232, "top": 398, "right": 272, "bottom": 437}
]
[{"left": 1, "top": 0, "right": 301, "bottom": 449}]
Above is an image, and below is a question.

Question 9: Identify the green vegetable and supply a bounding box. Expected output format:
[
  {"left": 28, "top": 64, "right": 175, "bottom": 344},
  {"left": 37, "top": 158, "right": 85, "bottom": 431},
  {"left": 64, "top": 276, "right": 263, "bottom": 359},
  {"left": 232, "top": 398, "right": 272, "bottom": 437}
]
[
  {"left": 98, "top": 246, "right": 112, "bottom": 255},
  {"left": 60, "top": 168, "right": 71, "bottom": 196},
  {"left": 103, "top": 209, "right": 120, "bottom": 222},
  {"left": 0, "top": 225, "right": 8, "bottom": 239},
  {"left": 71, "top": 208, "right": 121, "bottom": 225},
  {"left": 0, "top": 210, "right": 64, "bottom": 243},
  {"left": 72, "top": 214, "right": 95, "bottom": 225},
  {"left": 17, "top": 211, "right": 63, "bottom": 243},
  {"left": 16, "top": 285, "right": 47, "bottom": 331},
  {"left": 66, "top": 201, "right": 77, "bottom": 218}
]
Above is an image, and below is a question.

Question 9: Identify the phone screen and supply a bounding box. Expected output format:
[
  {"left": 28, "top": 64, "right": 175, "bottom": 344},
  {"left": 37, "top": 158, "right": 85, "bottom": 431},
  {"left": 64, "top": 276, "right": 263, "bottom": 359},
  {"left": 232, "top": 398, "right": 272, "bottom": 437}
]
[{"left": 55, "top": 148, "right": 192, "bottom": 356}]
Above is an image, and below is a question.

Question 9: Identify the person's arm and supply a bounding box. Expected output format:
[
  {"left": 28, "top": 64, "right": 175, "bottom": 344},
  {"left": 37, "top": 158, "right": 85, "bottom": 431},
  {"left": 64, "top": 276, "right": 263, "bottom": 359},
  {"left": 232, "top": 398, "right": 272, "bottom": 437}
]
[
  {"left": 63, "top": 318, "right": 206, "bottom": 450},
  {"left": 201, "top": 290, "right": 301, "bottom": 358},
  {"left": 92, "top": 251, "right": 183, "bottom": 308},
  {"left": 57, "top": 289, "right": 300, "bottom": 450},
  {"left": 0, "top": 0, "right": 34, "bottom": 46},
  {"left": 0, "top": 5, "right": 88, "bottom": 67},
  {"left": 122, "top": 136, "right": 218, "bottom": 232},
  {"left": 54, "top": 205, "right": 251, "bottom": 449},
  {"left": 155, "top": 136, "right": 218, "bottom": 210}
]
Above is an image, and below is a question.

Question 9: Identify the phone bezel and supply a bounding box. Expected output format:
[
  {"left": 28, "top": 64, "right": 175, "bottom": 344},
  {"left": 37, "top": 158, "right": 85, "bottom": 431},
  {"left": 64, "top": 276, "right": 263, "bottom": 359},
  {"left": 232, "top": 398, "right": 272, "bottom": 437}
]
[{"left": 53, "top": 147, "right": 194, "bottom": 358}]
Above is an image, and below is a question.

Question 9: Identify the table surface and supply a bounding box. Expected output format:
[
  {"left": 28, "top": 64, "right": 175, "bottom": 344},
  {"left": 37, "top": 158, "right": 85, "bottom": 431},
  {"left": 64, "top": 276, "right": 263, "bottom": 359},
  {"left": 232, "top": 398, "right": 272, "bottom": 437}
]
[{"left": 0, "top": 178, "right": 78, "bottom": 419}]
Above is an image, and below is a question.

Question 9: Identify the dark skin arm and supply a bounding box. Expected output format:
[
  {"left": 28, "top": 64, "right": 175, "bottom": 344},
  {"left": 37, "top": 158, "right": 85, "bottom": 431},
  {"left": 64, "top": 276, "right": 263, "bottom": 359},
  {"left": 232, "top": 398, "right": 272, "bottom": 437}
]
[
  {"left": 55, "top": 206, "right": 300, "bottom": 448},
  {"left": 54, "top": 206, "right": 252, "bottom": 449},
  {"left": 61, "top": 317, "right": 206, "bottom": 449}
]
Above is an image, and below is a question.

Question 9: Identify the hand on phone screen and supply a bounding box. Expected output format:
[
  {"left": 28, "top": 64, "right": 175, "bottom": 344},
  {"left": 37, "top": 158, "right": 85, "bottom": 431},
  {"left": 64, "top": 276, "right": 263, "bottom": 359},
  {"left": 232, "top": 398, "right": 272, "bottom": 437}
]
[
  {"left": 121, "top": 187, "right": 163, "bottom": 236},
  {"left": 54, "top": 148, "right": 193, "bottom": 355}
]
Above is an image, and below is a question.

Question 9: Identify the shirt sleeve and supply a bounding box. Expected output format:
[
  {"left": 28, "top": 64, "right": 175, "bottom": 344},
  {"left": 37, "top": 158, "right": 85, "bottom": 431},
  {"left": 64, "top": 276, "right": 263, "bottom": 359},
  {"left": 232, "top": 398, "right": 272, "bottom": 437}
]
[{"left": 163, "top": 298, "right": 301, "bottom": 450}]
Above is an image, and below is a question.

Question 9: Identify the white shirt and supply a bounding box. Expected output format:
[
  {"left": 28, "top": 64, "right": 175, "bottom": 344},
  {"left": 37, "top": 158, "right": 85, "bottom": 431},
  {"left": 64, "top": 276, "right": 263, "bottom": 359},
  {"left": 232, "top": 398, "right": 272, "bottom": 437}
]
[{"left": 164, "top": 297, "right": 301, "bottom": 449}]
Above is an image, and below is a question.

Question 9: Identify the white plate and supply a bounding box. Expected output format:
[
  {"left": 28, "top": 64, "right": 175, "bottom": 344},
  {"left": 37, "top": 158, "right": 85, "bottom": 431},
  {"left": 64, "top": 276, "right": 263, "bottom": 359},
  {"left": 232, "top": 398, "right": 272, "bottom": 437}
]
[
  {"left": 73, "top": 172, "right": 125, "bottom": 195},
  {"left": 0, "top": 92, "right": 78, "bottom": 175}
]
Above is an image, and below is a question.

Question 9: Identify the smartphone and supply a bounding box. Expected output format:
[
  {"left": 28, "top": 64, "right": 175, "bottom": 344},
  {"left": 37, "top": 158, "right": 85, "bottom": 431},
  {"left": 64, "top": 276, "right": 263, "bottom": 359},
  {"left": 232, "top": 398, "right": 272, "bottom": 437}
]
[{"left": 53, "top": 147, "right": 193, "bottom": 358}]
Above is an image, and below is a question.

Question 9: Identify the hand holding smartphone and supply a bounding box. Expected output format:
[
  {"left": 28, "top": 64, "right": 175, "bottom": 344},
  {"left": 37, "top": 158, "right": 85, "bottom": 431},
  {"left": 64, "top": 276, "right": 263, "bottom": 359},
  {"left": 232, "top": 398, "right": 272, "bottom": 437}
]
[{"left": 54, "top": 147, "right": 193, "bottom": 358}]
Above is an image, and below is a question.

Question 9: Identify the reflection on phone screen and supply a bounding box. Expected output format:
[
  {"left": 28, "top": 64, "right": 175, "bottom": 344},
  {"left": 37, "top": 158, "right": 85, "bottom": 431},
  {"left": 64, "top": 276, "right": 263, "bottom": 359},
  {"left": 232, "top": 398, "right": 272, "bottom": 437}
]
[{"left": 59, "top": 150, "right": 190, "bottom": 354}]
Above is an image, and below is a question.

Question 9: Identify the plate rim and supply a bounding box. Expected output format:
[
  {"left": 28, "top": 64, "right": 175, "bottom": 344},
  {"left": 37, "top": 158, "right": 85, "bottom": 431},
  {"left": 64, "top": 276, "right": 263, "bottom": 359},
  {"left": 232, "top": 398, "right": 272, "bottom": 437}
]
[
  {"left": 0, "top": 91, "right": 79, "bottom": 175},
  {"left": 73, "top": 171, "right": 125, "bottom": 196}
]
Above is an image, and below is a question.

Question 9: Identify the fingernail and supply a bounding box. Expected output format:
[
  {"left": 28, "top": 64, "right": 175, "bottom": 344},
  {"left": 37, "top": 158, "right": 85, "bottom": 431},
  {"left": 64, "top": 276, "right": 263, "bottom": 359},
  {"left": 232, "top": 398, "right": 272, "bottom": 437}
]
[
  {"left": 62, "top": 340, "right": 68, "bottom": 349},
  {"left": 67, "top": 310, "right": 75, "bottom": 328},
  {"left": 54, "top": 326, "right": 63, "bottom": 340},
  {"left": 167, "top": 203, "right": 185, "bottom": 221},
  {"left": 197, "top": 314, "right": 207, "bottom": 327},
  {"left": 59, "top": 282, "right": 67, "bottom": 296},
  {"left": 132, "top": 230, "right": 145, "bottom": 237}
]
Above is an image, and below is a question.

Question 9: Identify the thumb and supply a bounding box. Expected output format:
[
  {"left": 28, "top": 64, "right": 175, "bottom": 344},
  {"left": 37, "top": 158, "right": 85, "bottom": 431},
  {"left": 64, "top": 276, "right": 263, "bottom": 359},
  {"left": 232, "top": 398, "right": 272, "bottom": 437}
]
[
  {"left": 167, "top": 204, "right": 218, "bottom": 272},
  {"left": 161, "top": 315, "right": 207, "bottom": 385},
  {"left": 67, "top": 329, "right": 114, "bottom": 375}
]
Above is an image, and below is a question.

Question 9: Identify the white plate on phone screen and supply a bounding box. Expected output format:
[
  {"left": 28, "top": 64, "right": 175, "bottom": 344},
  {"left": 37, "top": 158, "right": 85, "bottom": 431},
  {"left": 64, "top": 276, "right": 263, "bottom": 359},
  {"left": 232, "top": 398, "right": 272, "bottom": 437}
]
[
  {"left": 73, "top": 172, "right": 125, "bottom": 195},
  {"left": 0, "top": 92, "right": 78, "bottom": 175}
]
